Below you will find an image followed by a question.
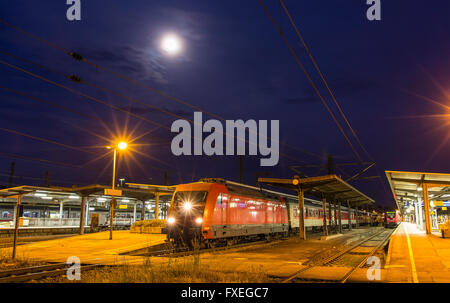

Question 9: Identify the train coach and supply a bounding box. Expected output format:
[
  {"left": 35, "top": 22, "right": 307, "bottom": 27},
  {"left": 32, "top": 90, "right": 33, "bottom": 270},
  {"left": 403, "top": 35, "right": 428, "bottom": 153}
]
[{"left": 166, "top": 178, "right": 371, "bottom": 248}]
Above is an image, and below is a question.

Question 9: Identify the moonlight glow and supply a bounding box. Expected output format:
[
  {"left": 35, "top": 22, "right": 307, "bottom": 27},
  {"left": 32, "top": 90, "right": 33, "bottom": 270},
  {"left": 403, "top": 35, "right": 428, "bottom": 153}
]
[{"left": 161, "top": 34, "right": 182, "bottom": 55}]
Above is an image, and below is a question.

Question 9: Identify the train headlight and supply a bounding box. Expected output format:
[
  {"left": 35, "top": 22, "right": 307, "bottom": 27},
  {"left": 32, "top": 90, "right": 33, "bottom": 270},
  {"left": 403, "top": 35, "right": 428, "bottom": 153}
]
[
  {"left": 168, "top": 217, "right": 176, "bottom": 225},
  {"left": 182, "top": 202, "right": 192, "bottom": 211},
  {"left": 195, "top": 217, "right": 203, "bottom": 224}
]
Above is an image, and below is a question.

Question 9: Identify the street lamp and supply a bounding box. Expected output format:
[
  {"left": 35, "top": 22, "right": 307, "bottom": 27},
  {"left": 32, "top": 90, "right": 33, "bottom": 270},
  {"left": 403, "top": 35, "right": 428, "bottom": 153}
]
[{"left": 106, "top": 141, "right": 128, "bottom": 240}]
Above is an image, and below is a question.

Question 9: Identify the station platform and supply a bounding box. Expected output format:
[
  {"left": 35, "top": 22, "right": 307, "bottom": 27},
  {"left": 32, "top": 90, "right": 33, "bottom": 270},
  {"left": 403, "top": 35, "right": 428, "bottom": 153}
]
[
  {"left": 0, "top": 231, "right": 166, "bottom": 265},
  {"left": 384, "top": 222, "right": 450, "bottom": 282}
]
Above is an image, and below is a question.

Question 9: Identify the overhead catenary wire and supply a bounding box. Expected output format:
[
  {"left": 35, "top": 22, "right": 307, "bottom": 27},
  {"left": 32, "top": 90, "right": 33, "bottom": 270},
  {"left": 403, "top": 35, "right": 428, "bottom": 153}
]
[
  {"left": 0, "top": 151, "right": 82, "bottom": 168},
  {"left": 0, "top": 127, "right": 96, "bottom": 155},
  {"left": 0, "top": 18, "right": 323, "bottom": 161},
  {"left": 277, "top": 0, "right": 390, "bottom": 194},
  {"left": 257, "top": 0, "right": 363, "bottom": 162},
  {"left": 0, "top": 52, "right": 308, "bottom": 164},
  {"left": 279, "top": 0, "right": 373, "bottom": 162}
]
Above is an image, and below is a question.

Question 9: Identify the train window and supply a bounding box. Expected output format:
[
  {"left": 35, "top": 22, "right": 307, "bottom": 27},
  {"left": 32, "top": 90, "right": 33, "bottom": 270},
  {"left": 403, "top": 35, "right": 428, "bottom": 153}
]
[{"left": 173, "top": 191, "right": 208, "bottom": 209}]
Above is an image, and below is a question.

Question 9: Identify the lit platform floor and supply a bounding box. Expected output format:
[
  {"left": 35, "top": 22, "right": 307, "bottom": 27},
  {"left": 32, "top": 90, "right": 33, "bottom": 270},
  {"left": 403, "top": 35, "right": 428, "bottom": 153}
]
[
  {"left": 0, "top": 231, "right": 166, "bottom": 265},
  {"left": 384, "top": 222, "right": 450, "bottom": 282}
]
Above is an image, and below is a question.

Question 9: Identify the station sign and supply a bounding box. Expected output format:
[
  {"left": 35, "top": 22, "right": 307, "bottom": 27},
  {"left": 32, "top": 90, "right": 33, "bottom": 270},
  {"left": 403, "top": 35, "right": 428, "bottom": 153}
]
[
  {"left": 433, "top": 200, "right": 444, "bottom": 206},
  {"left": 104, "top": 189, "right": 122, "bottom": 196},
  {"left": 443, "top": 207, "right": 448, "bottom": 211},
  {"left": 119, "top": 204, "right": 128, "bottom": 209}
]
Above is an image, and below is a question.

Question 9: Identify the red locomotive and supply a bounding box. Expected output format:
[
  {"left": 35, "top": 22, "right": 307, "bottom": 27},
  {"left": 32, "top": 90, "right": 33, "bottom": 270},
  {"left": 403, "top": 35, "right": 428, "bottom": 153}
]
[{"left": 166, "top": 178, "right": 371, "bottom": 248}]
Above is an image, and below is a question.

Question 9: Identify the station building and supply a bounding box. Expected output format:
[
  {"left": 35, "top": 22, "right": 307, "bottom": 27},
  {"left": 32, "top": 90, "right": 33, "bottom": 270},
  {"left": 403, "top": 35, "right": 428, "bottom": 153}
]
[{"left": 0, "top": 183, "right": 174, "bottom": 233}]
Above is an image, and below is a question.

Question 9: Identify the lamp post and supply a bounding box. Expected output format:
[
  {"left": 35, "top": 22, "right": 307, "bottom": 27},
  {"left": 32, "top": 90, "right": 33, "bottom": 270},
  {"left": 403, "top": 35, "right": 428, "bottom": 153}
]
[{"left": 106, "top": 141, "right": 127, "bottom": 240}]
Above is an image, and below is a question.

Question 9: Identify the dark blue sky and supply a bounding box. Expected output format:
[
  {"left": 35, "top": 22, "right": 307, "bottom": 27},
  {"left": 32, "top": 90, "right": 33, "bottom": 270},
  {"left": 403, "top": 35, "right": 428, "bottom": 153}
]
[{"left": 0, "top": 1, "right": 449, "bottom": 207}]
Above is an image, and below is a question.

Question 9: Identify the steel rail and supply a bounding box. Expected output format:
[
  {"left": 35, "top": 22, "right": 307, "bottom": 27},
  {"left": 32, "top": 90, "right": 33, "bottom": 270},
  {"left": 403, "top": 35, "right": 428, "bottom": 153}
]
[
  {"left": 281, "top": 228, "right": 386, "bottom": 283},
  {"left": 339, "top": 227, "right": 397, "bottom": 283},
  {"left": 0, "top": 263, "right": 102, "bottom": 283}
]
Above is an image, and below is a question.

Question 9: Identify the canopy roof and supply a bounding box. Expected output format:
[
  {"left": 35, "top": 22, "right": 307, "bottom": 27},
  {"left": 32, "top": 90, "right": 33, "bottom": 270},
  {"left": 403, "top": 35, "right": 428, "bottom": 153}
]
[
  {"left": 258, "top": 174, "right": 374, "bottom": 206},
  {"left": 0, "top": 184, "right": 175, "bottom": 205},
  {"left": 385, "top": 170, "right": 450, "bottom": 211}
]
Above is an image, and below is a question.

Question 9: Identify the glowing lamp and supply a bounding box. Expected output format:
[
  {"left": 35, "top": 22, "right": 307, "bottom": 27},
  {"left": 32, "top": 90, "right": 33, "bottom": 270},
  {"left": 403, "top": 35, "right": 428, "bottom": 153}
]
[
  {"left": 168, "top": 217, "right": 176, "bottom": 224},
  {"left": 118, "top": 142, "right": 128, "bottom": 150},
  {"left": 182, "top": 202, "right": 192, "bottom": 211},
  {"left": 195, "top": 217, "right": 203, "bottom": 224}
]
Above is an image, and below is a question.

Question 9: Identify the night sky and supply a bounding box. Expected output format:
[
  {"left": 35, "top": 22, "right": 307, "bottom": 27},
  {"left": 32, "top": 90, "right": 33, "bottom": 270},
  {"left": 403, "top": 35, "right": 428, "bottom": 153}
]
[{"left": 0, "top": 1, "right": 449, "bottom": 208}]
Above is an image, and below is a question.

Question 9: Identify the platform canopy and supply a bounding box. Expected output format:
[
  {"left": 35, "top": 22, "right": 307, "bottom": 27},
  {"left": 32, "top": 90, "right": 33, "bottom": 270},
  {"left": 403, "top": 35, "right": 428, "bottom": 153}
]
[
  {"left": 258, "top": 174, "right": 374, "bottom": 206},
  {"left": 0, "top": 184, "right": 175, "bottom": 204},
  {"left": 385, "top": 170, "right": 450, "bottom": 211}
]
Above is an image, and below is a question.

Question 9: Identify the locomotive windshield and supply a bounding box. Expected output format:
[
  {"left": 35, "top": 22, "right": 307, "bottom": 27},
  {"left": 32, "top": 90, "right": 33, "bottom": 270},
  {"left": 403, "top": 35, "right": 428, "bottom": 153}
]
[
  {"left": 386, "top": 212, "right": 395, "bottom": 219},
  {"left": 173, "top": 191, "right": 208, "bottom": 211}
]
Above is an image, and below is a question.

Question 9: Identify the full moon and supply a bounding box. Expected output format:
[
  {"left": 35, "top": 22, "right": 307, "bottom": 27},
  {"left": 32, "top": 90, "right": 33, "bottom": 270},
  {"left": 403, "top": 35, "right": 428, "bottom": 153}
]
[{"left": 161, "top": 34, "right": 182, "bottom": 55}]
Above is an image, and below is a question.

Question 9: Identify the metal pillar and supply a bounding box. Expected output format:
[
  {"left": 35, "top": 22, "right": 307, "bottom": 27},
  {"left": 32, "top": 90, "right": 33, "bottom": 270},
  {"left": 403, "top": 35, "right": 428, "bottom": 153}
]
[
  {"left": 338, "top": 201, "right": 342, "bottom": 234},
  {"left": 298, "top": 188, "right": 306, "bottom": 240},
  {"left": 12, "top": 194, "right": 23, "bottom": 259},
  {"left": 423, "top": 184, "right": 432, "bottom": 234},
  {"left": 141, "top": 201, "right": 146, "bottom": 221},
  {"left": 347, "top": 201, "right": 352, "bottom": 231},
  {"left": 417, "top": 199, "right": 423, "bottom": 229},
  {"left": 79, "top": 196, "right": 86, "bottom": 235},
  {"left": 109, "top": 198, "right": 115, "bottom": 240},
  {"left": 154, "top": 193, "right": 160, "bottom": 220},
  {"left": 333, "top": 202, "right": 338, "bottom": 233},
  {"left": 85, "top": 200, "right": 89, "bottom": 227},
  {"left": 415, "top": 201, "right": 419, "bottom": 225},
  {"left": 355, "top": 206, "right": 359, "bottom": 228},
  {"left": 59, "top": 201, "right": 64, "bottom": 220},
  {"left": 328, "top": 200, "right": 332, "bottom": 229},
  {"left": 322, "top": 196, "right": 328, "bottom": 236},
  {"left": 133, "top": 202, "right": 137, "bottom": 223}
]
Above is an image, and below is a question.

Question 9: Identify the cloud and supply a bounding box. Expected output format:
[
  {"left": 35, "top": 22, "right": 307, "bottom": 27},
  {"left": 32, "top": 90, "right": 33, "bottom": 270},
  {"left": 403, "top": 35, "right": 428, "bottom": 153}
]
[{"left": 81, "top": 45, "right": 168, "bottom": 85}]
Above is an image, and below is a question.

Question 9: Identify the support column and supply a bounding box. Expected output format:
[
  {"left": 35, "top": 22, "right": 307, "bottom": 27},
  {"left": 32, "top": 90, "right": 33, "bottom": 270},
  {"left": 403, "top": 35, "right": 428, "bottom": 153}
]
[
  {"left": 141, "top": 201, "right": 146, "bottom": 221},
  {"left": 85, "top": 200, "right": 89, "bottom": 227},
  {"left": 328, "top": 200, "right": 332, "bottom": 229},
  {"left": 347, "top": 201, "right": 352, "bottom": 231},
  {"left": 59, "top": 201, "right": 64, "bottom": 225},
  {"left": 423, "top": 183, "right": 432, "bottom": 235},
  {"left": 109, "top": 198, "right": 115, "bottom": 240},
  {"left": 298, "top": 188, "right": 306, "bottom": 240},
  {"left": 333, "top": 202, "right": 338, "bottom": 233},
  {"left": 414, "top": 201, "right": 419, "bottom": 225},
  {"left": 133, "top": 202, "right": 137, "bottom": 223},
  {"left": 355, "top": 206, "right": 359, "bottom": 228},
  {"left": 322, "top": 196, "right": 328, "bottom": 236},
  {"left": 154, "top": 193, "right": 160, "bottom": 220},
  {"left": 338, "top": 201, "right": 342, "bottom": 234},
  {"left": 12, "top": 194, "right": 22, "bottom": 259},
  {"left": 417, "top": 199, "right": 423, "bottom": 229},
  {"left": 79, "top": 196, "right": 86, "bottom": 235}
]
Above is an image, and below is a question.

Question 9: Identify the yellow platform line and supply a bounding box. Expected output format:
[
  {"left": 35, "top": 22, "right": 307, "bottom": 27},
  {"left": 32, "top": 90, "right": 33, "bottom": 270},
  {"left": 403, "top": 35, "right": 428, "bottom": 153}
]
[{"left": 404, "top": 224, "right": 419, "bottom": 283}]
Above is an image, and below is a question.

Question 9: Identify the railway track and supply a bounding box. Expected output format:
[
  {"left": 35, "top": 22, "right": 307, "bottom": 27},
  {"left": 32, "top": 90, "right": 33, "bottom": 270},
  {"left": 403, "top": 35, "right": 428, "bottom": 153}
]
[
  {"left": 138, "top": 227, "right": 381, "bottom": 258},
  {"left": 139, "top": 238, "right": 286, "bottom": 258},
  {"left": 0, "top": 262, "right": 102, "bottom": 283},
  {"left": 281, "top": 227, "right": 396, "bottom": 283}
]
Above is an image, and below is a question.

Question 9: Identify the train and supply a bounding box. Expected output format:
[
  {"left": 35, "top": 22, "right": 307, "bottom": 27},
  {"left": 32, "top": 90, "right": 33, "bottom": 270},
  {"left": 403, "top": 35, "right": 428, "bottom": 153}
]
[
  {"left": 384, "top": 210, "right": 401, "bottom": 228},
  {"left": 166, "top": 178, "right": 376, "bottom": 248}
]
